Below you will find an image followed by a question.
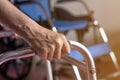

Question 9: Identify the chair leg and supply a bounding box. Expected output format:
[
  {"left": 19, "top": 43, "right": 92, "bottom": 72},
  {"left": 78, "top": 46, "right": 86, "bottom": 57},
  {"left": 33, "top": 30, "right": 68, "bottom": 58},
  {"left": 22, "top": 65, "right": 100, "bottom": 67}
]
[
  {"left": 25, "top": 56, "right": 39, "bottom": 80},
  {"left": 99, "top": 51, "right": 120, "bottom": 80},
  {"left": 109, "top": 51, "right": 120, "bottom": 71},
  {"left": 76, "top": 29, "right": 85, "bottom": 42},
  {"left": 45, "top": 60, "right": 53, "bottom": 80},
  {"left": 72, "top": 65, "right": 82, "bottom": 80}
]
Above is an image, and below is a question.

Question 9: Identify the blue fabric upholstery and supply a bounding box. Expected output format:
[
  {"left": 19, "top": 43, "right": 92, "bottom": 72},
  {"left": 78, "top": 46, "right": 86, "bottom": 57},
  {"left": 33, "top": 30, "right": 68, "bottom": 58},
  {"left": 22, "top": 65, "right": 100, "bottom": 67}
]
[
  {"left": 69, "top": 42, "right": 111, "bottom": 60},
  {"left": 16, "top": 0, "right": 112, "bottom": 63},
  {"left": 54, "top": 20, "right": 87, "bottom": 31},
  {"left": 16, "top": 0, "right": 28, "bottom": 2},
  {"left": 17, "top": 0, "right": 51, "bottom": 21},
  {"left": 16, "top": 0, "right": 88, "bottom": 32}
]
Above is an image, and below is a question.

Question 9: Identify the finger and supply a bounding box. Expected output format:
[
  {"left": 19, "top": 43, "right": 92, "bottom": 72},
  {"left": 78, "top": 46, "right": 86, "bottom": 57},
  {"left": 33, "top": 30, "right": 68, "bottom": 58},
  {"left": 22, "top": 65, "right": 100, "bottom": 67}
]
[
  {"left": 53, "top": 38, "right": 63, "bottom": 59},
  {"left": 60, "top": 34, "right": 71, "bottom": 56},
  {"left": 12, "top": 33, "right": 20, "bottom": 39},
  {"left": 47, "top": 44, "right": 55, "bottom": 60},
  {"left": 39, "top": 48, "right": 48, "bottom": 60}
]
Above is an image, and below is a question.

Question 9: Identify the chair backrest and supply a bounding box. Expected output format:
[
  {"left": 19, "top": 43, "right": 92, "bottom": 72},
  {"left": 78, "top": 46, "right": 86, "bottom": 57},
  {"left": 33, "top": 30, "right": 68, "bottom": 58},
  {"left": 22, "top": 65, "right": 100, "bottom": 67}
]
[{"left": 15, "top": 0, "right": 51, "bottom": 22}]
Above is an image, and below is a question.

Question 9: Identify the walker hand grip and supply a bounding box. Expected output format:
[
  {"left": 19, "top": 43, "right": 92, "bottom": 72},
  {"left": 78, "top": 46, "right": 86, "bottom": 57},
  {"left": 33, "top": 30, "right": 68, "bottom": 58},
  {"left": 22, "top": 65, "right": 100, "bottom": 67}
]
[
  {"left": 0, "top": 31, "right": 14, "bottom": 38},
  {"left": 0, "top": 48, "right": 34, "bottom": 65}
]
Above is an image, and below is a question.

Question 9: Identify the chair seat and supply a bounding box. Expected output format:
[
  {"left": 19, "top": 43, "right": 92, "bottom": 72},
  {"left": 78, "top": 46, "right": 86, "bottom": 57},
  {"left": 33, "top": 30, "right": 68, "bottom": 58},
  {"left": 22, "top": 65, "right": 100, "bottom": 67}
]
[
  {"left": 53, "top": 20, "right": 88, "bottom": 32},
  {"left": 69, "top": 42, "right": 111, "bottom": 61}
]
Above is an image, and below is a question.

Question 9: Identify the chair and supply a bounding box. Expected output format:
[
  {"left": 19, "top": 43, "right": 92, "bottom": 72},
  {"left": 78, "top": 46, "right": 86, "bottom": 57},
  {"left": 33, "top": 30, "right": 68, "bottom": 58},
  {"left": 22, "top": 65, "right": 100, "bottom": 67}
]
[
  {"left": 53, "top": 0, "right": 94, "bottom": 42},
  {"left": 15, "top": 0, "right": 120, "bottom": 79},
  {"left": 14, "top": 0, "right": 88, "bottom": 42},
  {"left": 70, "top": 25, "right": 120, "bottom": 79},
  {"left": 52, "top": 0, "right": 120, "bottom": 79},
  {"left": 14, "top": 0, "right": 120, "bottom": 79},
  {"left": 14, "top": 0, "right": 97, "bottom": 79}
]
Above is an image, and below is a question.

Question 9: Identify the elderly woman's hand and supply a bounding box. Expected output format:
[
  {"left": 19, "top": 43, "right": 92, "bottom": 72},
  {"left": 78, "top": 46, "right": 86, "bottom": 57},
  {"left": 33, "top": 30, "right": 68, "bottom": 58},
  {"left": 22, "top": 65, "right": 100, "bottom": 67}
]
[{"left": 25, "top": 27, "right": 71, "bottom": 60}]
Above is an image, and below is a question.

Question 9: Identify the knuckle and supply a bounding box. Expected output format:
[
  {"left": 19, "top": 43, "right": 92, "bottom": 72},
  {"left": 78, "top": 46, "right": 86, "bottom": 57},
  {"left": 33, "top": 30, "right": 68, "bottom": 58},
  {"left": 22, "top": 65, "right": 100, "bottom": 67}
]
[
  {"left": 55, "top": 38, "right": 63, "bottom": 47},
  {"left": 48, "top": 44, "right": 55, "bottom": 52},
  {"left": 40, "top": 47, "right": 48, "bottom": 54},
  {"left": 51, "top": 44, "right": 55, "bottom": 51},
  {"left": 60, "top": 33, "right": 66, "bottom": 39}
]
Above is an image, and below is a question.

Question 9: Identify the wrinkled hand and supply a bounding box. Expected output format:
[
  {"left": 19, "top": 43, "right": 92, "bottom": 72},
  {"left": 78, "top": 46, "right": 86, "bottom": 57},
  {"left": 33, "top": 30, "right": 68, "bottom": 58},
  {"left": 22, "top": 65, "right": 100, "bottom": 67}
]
[
  {"left": 25, "top": 27, "right": 71, "bottom": 60},
  {"left": 0, "top": 0, "right": 70, "bottom": 60}
]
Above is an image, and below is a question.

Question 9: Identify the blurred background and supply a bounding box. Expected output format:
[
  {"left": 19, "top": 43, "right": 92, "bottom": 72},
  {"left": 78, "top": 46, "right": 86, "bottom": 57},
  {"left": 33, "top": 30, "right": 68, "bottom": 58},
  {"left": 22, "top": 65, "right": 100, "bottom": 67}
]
[
  {"left": 52, "top": 0, "right": 120, "bottom": 79},
  {"left": 0, "top": 0, "right": 120, "bottom": 80}
]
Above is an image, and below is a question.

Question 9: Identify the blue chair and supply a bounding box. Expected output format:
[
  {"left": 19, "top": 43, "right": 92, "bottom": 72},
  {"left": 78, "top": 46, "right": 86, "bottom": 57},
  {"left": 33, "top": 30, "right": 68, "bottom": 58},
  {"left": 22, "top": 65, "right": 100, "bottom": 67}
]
[
  {"left": 54, "top": 0, "right": 120, "bottom": 79},
  {"left": 15, "top": 0, "right": 88, "bottom": 42},
  {"left": 15, "top": 0, "right": 120, "bottom": 79}
]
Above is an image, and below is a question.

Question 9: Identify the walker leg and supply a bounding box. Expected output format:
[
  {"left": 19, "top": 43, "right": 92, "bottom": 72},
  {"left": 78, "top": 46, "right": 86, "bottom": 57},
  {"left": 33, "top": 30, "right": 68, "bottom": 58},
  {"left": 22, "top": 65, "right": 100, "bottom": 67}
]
[{"left": 45, "top": 60, "right": 53, "bottom": 80}]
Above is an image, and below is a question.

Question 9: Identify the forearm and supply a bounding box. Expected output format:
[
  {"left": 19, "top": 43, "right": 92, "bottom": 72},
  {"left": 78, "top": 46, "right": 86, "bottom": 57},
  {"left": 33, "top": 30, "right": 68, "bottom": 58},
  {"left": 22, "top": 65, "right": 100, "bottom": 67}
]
[
  {"left": 0, "top": 0, "right": 47, "bottom": 41},
  {"left": 0, "top": 0, "right": 70, "bottom": 60}
]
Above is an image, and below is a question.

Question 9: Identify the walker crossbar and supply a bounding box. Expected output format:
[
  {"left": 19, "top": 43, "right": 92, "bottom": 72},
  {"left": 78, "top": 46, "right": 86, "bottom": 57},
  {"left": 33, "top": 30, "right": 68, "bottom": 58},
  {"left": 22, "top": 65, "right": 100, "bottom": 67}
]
[
  {"left": 0, "top": 31, "right": 14, "bottom": 38},
  {"left": 0, "top": 48, "right": 35, "bottom": 66}
]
